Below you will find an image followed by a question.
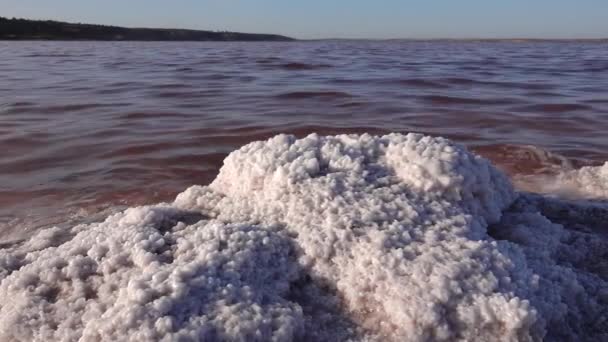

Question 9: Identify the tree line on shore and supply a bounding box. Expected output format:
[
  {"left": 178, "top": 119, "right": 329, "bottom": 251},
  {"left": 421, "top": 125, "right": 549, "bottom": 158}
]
[{"left": 0, "top": 17, "right": 293, "bottom": 41}]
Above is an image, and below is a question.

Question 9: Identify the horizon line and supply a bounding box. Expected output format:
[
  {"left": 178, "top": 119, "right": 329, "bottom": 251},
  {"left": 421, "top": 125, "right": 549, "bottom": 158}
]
[{"left": 3, "top": 16, "right": 607, "bottom": 41}]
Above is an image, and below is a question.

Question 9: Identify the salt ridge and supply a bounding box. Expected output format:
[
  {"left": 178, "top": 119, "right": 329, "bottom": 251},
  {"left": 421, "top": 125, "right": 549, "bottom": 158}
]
[{"left": 0, "top": 133, "right": 607, "bottom": 341}]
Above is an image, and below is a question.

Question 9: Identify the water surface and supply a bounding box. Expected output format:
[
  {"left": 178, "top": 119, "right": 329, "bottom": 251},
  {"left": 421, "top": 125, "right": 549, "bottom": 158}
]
[{"left": 1, "top": 41, "right": 607, "bottom": 235}]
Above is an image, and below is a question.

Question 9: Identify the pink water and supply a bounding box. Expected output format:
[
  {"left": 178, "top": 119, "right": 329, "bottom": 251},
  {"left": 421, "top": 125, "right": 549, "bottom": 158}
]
[{"left": 1, "top": 41, "right": 607, "bottom": 235}]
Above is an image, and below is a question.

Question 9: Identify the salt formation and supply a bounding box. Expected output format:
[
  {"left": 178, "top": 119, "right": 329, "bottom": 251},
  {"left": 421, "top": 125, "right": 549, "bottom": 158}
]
[{"left": 0, "top": 133, "right": 607, "bottom": 341}]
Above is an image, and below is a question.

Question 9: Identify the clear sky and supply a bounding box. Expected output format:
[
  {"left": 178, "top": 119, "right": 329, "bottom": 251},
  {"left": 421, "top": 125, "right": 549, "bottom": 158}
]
[{"left": 2, "top": 0, "right": 607, "bottom": 39}]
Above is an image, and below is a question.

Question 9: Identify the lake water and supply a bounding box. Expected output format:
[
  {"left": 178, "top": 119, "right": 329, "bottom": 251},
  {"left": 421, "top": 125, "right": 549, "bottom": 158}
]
[{"left": 2, "top": 41, "right": 607, "bottom": 234}]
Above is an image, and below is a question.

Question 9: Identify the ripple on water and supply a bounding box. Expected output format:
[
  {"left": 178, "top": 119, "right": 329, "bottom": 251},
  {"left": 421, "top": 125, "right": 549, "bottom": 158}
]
[{"left": 0, "top": 40, "right": 607, "bottom": 233}]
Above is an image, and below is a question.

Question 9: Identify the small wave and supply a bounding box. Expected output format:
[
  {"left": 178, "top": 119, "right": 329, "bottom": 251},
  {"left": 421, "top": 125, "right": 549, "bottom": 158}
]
[
  {"left": 8, "top": 101, "right": 36, "bottom": 107},
  {"left": 255, "top": 57, "right": 282, "bottom": 64},
  {"left": 205, "top": 73, "right": 233, "bottom": 80},
  {"left": 336, "top": 101, "right": 367, "bottom": 108},
  {"left": 524, "top": 91, "right": 569, "bottom": 98},
  {"left": 103, "top": 61, "right": 130, "bottom": 68},
  {"left": 5, "top": 103, "right": 128, "bottom": 115},
  {"left": 189, "top": 125, "right": 389, "bottom": 148},
  {"left": 441, "top": 77, "right": 476, "bottom": 85},
  {"left": 99, "top": 142, "right": 185, "bottom": 158},
  {"left": 486, "top": 81, "right": 556, "bottom": 90},
  {"left": 0, "top": 134, "right": 51, "bottom": 155},
  {"left": 148, "top": 83, "right": 186, "bottom": 90},
  {"left": 279, "top": 62, "right": 332, "bottom": 70},
  {"left": 151, "top": 89, "right": 224, "bottom": 99},
  {"left": 437, "top": 77, "right": 557, "bottom": 90},
  {"left": 237, "top": 75, "right": 257, "bottom": 82},
  {"left": 22, "top": 53, "right": 76, "bottom": 58},
  {"left": 420, "top": 95, "right": 519, "bottom": 105},
  {"left": 175, "top": 67, "right": 194, "bottom": 72},
  {"left": 513, "top": 103, "right": 593, "bottom": 113},
  {"left": 473, "top": 144, "right": 576, "bottom": 176},
  {"left": 392, "top": 78, "right": 448, "bottom": 89},
  {"left": 574, "top": 85, "right": 608, "bottom": 93},
  {"left": 255, "top": 58, "right": 332, "bottom": 70},
  {"left": 139, "top": 152, "right": 227, "bottom": 169},
  {"left": 87, "top": 128, "right": 130, "bottom": 139},
  {"left": 30, "top": 103, "right": 126, "bottom": 114},
  {"left": 275, "top": 91, "right": 354, "bottom": 100},
  {"left": 154, "top": 91, "right": 202, "bottom": 99},
  {"left": 2, "top": 103, "right": 37, "bottom": 114},
  {"left": 517, "top": 162, "right": 608, "bottom": 200},
  {"left": 473, "top": 144, "right": 608, "bottom": 200},
  {"left": 96, "top": 88, "right": 133, "bottom": 95},
  {"left": 105, "top": 81, "right": 144, "bottom": 88}
]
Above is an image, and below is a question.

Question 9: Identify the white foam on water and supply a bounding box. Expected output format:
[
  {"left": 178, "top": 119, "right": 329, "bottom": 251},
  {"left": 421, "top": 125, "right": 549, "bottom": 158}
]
[
  {"left": 1, "top": 133, "right": 607, "bottom": 341},
  {"left": 515, "top": 162, "right": 608, "bottom": 200}
]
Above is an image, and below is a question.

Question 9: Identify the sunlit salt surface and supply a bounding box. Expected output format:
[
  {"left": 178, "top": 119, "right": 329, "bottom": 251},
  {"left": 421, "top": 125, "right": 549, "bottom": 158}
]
[{"left": 1, "top": 133, "right": 607, "bottom": 341}]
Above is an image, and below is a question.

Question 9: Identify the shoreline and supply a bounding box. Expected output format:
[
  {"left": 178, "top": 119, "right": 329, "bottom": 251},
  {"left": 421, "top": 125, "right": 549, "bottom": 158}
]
[{"left": 0, "top": 17, "right": 294, "bottom": 42}]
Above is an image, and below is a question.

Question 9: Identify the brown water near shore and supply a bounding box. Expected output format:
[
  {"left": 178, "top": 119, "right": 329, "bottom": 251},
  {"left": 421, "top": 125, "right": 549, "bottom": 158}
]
[{"left": 1, "top": 41, "right": 607, "bottom": 236}]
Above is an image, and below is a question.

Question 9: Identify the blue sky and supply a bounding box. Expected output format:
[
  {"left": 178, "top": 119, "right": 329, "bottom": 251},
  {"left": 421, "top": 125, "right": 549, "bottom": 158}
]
[{"left": 2, "top": 0, "right": 607, "bottom": 39}]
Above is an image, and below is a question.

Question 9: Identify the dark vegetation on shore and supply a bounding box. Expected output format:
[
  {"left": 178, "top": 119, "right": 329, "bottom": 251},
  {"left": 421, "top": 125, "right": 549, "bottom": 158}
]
[{"left": 0, "top": 17, "right": 294, "bottom": 41}]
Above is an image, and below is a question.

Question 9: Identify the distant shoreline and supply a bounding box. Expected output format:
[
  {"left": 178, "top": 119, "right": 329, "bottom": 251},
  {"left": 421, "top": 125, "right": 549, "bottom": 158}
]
[
  {"left": 1, "top": 17, "right": 606, "bottom": 42},
  {"left": 0, "top": 17, "right": 294, "bottom": 41}
]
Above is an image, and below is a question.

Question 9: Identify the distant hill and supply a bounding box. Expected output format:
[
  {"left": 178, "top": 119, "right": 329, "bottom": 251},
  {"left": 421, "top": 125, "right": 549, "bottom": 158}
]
[{"left": 0, "top": 17, "right": 294, "bottom": 41}]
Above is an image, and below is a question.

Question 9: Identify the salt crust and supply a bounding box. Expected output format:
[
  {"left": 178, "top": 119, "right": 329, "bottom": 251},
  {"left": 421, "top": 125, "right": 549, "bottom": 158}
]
[{"left": 1, "top": 133, "right": 606, "bottom": 341}]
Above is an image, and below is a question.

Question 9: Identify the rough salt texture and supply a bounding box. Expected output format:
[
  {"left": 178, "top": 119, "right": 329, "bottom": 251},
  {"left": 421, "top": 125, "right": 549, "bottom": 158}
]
[{"left": 1, "top": 133, "right": 607, "bottom": 341}]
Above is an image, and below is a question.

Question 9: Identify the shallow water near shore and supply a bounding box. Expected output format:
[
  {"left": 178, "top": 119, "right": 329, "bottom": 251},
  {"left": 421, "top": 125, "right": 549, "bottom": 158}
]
[{"left": 0, "top": 41, "right": 607, "bottom": 340}]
